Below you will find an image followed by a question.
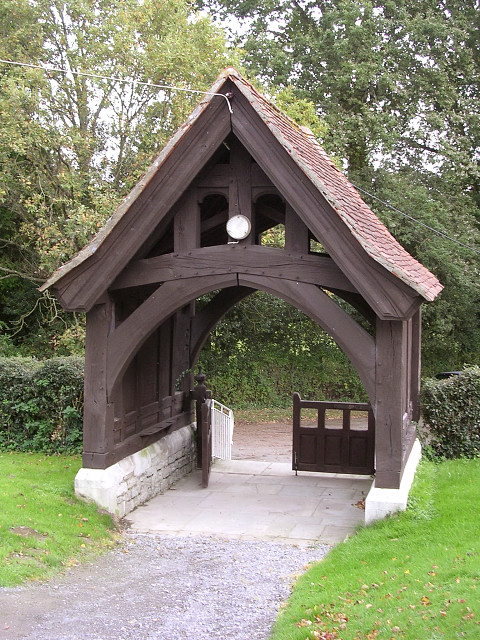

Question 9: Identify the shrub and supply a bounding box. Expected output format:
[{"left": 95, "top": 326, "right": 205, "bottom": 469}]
[
  {"left": 0, "top": 356, "right": 84, "bottom": 453},
  {"left": 422, "top": 367, "right": 480, "bottom": 459}
]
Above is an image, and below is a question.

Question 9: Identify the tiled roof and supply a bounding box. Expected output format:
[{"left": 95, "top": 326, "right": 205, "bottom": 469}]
[
  {"left": 224, "top": 69, "right": 442, "bottom": 302},
  {"left": 42, "top": 67, "right": 442, "bottom": 303}
]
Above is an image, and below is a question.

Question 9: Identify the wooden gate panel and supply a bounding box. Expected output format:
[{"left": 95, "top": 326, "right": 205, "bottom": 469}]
[
  {"left": 201, "top": 399, "right": 213, "bottom": 488},
  {"left": 293, "top": 393, "right": 375, "bottom": 475}
]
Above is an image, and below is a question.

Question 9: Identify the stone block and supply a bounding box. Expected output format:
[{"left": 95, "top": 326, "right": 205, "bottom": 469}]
[
  {"left": 75, "top": 424, "right": 195, "bottom": 517},
  {"left": 365, "top": 439, "right": 422, "bottom": 524}
]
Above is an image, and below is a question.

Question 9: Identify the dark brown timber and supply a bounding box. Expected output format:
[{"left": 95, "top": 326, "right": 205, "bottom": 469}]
[{"left": 42, "top": 69, "right": 441, "bottom": 489}]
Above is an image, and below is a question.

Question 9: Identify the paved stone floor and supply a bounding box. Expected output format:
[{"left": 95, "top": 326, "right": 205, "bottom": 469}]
[{"left": 126, "top": 460, "right": 373, "bottom": 545}]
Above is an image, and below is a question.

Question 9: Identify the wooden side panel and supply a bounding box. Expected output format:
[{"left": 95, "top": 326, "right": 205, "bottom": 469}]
[
  {"left": 171, "top": 305, "right": 192, "bottom": 396},
  {"left": 158, "top": 318, "right": 172, "bottom": 401},
  {"left": 136, "top": 332, "right": 159, "bottom": 409}
]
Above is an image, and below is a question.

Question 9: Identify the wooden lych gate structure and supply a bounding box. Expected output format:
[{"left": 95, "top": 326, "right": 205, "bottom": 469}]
[{"left": 42, "top": 68, "right": 442, "bottom": 501}]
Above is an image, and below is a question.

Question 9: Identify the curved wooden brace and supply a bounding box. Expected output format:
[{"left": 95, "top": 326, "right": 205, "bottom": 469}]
[
  {"left": 238, "top": 275, "right": 376, "bottom": 404},
  {"left": 107, "top": 274, "right": 238, "bottom": 397},
  {"left": 108, "top": 272, "right": 376, "bottom": 405},
  {"left": 190, "top": 286, "right": 255, "bottom": 366}
]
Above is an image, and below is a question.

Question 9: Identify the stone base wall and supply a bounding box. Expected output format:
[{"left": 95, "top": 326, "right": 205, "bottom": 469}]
[
  {"left": 74, "top": 425, "right": 196, "bottom": 517},
  {"left": 365, "top": 438, "right": 422, "bottom": 524}
]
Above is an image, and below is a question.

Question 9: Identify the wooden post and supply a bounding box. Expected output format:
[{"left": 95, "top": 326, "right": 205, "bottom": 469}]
[
  {"left": 83, "top": 297, "right": 115, "bottom": 469},
  {"left": 174, "top": 187, "right": 200, "bottom": 252},
  {"left": 285, "top": 202, "right": 309, "bottom": 253},
  {"left": 229, "top": 138, "right": 253, "bottom": 244},
  {"left": 192, "top": 368, "right": 209, "bottom": 469},
  {"left": 375, "top": 319, "right": 407, "bottom": 489},
  {"left": 410, "top": 308, "right": 422, "bottom": 422},
  {"left": 171, "top": 305, "right": 192, "bottom": 397}
]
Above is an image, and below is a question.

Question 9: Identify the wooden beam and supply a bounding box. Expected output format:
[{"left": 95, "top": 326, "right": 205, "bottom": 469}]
[
  {"left": 256, "top": 202, "right": 285, "bottom": 225},
  {"left": 194, "top": 162, "right": 274, "bottom": 190},
  {"left": 110, "top": 245, "right": 358, "bottom": 294},
  {"left": 237, "top": 274, "right": 376, "bottom": 404},
  {"left": 107, "top": 274, "right": 238, "bottom": 397},
  {"left": 327, "top": 288, "right": 376, "bottom": 326},
  {"left": 200, "top": 210, "right": 228, "bottom": 234},
  {"left": 52, "top": 96, "right": 232, "bottom": 312}
]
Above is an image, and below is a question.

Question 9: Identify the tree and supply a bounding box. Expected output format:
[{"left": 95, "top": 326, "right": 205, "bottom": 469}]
[
  {"left": 0, "top": 0, "right": 232, "bottom": 354},
  {"left": 199, "top": 0, "right": 480, "bottom": 370},
  {"left": 199, "top": 0, "right": 479, "bottom": 181}
]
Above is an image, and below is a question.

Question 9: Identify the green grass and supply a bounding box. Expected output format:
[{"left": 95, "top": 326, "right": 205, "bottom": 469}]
[
  {"left": 0, "top": 452, "right": 118, "bottom": 586},
  {"left": 235, "top": 407, "right": 339, "bottom": 424},
  {"left": 271, "top": 459, "right": 480, "bottom": 640}
]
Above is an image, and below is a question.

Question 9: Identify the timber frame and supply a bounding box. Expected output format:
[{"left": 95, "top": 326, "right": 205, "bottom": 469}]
[{"left": 42, "top": 68, "right": 442, "bottom": 489}]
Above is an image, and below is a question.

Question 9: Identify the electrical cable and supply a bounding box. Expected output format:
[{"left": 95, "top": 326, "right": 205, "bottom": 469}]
[
  {"left": 1, "top": 59, "right": 478, "bottom": 255},
  {"left": 0, "top": 58, "right": 233, "bottom": 113},
  {"left": 352, "top": 182, "right": 480, "bottom": 256}
]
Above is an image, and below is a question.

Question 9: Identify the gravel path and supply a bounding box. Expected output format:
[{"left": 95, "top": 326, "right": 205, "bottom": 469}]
[{"left": 1, "top": 532, "right": 329, "bottom": 640}]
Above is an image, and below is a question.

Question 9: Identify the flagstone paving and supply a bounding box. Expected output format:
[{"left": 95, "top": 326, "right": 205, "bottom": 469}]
[{"left": 126, "top": 460, "right": 372, "bottom": 545}]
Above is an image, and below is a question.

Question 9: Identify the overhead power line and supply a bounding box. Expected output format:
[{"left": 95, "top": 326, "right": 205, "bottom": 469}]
[
  {"left": 1, "top": 59, "right": 478, "bottom": 255},
  {"left": 352, "top": 182, "right": 480, "bottom": 256},
  {"left": 0, "top": 58, "right": 233, "bottom": 113}
]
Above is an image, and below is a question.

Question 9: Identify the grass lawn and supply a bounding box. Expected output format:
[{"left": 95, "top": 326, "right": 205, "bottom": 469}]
[
  {"left": 0, "top": 452, "right": 118, "bottom": 587},
  {"left": 271, "top": 459, "right": 480, "bottom": 640},
  {"left": 235, "top": 406, "right": 337, "bottom": 424}
]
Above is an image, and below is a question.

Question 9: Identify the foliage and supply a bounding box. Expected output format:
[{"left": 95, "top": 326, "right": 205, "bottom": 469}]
[
  {"left": 0, "top": 0, "right": 232, "bottom": 354},
  {"left": 0, "top": 452, "right": 117, "bottom": 586},
  {"left": 271, "top": 458, "right": 480, "bottom": 640},
  {"left": 359, "top": 168, "right": 480, "bottom": 374},
  {"left": 422, "top": 367, "right": 480, "bottom": 459},
  {"left": 0, "top": 356, "right": 84, "bottom": 453},
  {"left": 200, "top": 0, "right": 480, "bottom": 375},
  {"left": 201, "top": 0, "right": 480, "bottom": 178},
  {"left": 198, "top": 291, "right": 367, "bottom": 408}
]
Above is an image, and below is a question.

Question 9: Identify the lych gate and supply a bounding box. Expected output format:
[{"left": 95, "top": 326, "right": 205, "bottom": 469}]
[{"left": 41, "top": 68, "right": 442, "bottom": 522}]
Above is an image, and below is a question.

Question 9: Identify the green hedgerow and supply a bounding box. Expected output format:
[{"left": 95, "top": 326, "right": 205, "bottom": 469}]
[
  {"left": 0, "top": 356, "right": 84, "bottom": 453},
  {"left": 422, "top": 366, "right": 480, "bottom": 459}
]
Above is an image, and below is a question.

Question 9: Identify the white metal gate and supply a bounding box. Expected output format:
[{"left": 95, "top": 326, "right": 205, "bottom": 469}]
[{"left": 211, "top": 399, "right": 234, "bottom": 460}]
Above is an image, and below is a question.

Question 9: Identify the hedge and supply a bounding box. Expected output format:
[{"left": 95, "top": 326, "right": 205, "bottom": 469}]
[
  {"left": 422, "top": 367, "right": 480, "bottom": 459},
  {"left": 0, "top": 356, "right": 84, "bottom": 453}
]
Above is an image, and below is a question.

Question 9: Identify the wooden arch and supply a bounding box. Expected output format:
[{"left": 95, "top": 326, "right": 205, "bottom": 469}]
[
  {"left": 41, "top": 68, "right": 442, "bottom": 489},
  {"left": 107, "top": 270, "right": 375, "bottom": 402}
]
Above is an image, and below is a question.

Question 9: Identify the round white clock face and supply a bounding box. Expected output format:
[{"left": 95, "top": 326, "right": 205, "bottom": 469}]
[{"left": 226, "top": 214, "right": 251, "bottom": 240}]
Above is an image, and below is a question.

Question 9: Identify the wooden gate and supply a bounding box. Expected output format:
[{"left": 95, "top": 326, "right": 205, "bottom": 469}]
[
  {"left": 292, "top": 392, "right": 375, "bottom": 475},
  {"left": 200, "top": 399, "right": 213, "bottom": 488}
]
